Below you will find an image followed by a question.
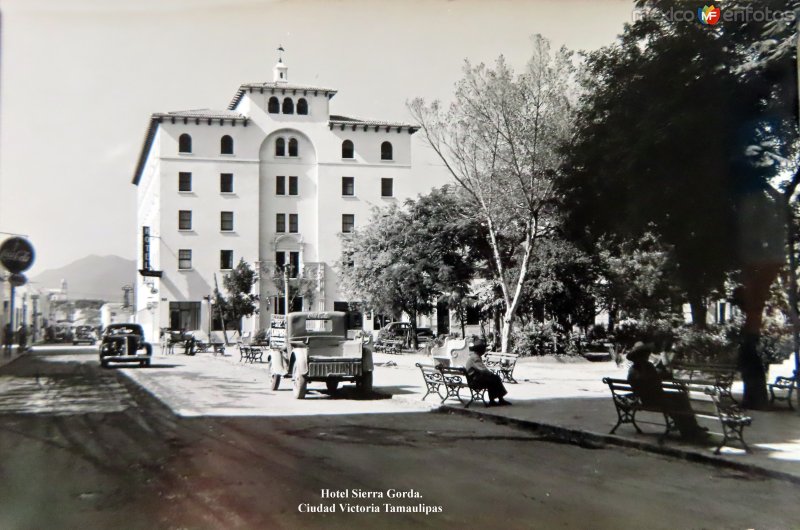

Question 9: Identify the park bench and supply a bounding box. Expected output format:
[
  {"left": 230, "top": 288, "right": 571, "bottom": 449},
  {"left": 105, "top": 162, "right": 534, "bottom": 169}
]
[
  {"left": 670, "top": 361, "right": 737, "bottom": 402},
  {"left": 602, "top": 377, "right": 752, "bottom": 454},
  {"left": 416, "top": 363, "right": 444, "bottom": 402},
  {"left": 768, "top": 370, "right": 797, "bottom": 410},
  {"left": 437, "top": 366, "right": 487, "bottom": 408},
  {"left": 483, "top": 352, "right": 519, "bottom": 383},
  {"left": 237, "top": 343, "right": 264, "bottom": 363}
]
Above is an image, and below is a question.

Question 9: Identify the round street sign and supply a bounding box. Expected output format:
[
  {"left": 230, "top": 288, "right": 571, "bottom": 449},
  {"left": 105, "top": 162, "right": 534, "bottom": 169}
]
[
  {"left": 8, "top": 273, "right": 27, "bottom": 287},
  {"left": 0, "top": 237, "right": 35, "bottom": 273}
]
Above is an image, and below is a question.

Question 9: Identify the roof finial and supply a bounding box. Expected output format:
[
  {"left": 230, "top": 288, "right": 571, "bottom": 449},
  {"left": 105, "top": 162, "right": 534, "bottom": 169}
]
[{"left": 277, "top": 44, "right": 285, "bottom": 64}]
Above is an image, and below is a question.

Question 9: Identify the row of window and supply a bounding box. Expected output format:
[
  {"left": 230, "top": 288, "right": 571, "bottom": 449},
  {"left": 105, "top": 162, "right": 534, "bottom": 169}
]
[
  {"left": 179, "top": 211, "right": 234, "bottom": 232},
  {"left": 341, "top": 177, "right": 393, "bottom": 197},
  {"left": 179, "top": 134, "right": 234, "bottom": 155},
  {"left": 268, "top": 97, "right": 309, "bottom": 115},
  {"left": 178, "top": 172, "right": 393, "bottom": 197},
  {"left": 177, "top": 249, "right": 305, "bottom": 275},
  {"left": 178, "top": 210, "right": 356, "bottom": 234},
  {"left": 275, "top": 214, "right": 355, "bottom": 233},
  {"left": 178, "top": 249, "right": 235, "bottom": 270},
  {"left": 180, "top": 172, "right": 234, "bottom": 193},
  {"left": 275, "top": 137, "right": 299, "bottom": 157},
  {"left": 176, "top": 133, "right": 395, "bottom": 162},
  {"left": 342, "top": 140, "right": 393, "bottom": 161}
]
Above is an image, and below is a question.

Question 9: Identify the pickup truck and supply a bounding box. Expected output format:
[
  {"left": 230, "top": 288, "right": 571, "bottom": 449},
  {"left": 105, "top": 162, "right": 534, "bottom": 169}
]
[{"left": 268, "top": 311, "right": 373, "bottom": 399}]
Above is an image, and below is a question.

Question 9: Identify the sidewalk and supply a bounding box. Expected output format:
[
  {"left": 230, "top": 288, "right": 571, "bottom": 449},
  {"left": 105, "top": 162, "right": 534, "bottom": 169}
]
[
  {"left": 0, "top": 345, "right": 28, "bottom": 369},
  {"left": 374, "top": 351, "right": 800, "bottom": 484},
  {"left": 171, "top": 344, "right": 800, "bottom": 482}
]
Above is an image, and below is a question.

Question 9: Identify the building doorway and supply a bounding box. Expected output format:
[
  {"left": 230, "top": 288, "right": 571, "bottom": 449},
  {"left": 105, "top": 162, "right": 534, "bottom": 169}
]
[{"left": 169, "top": 302, "right": 200, "bottom": 331}]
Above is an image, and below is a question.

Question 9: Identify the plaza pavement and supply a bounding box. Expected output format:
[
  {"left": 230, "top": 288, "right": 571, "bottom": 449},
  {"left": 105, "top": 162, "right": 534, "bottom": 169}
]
[
  {"left": 9, "top": 343, "right": 800, "bottom": 483},
  {"left": 141, "top": 345, "right": 800, "bottom": 484}
]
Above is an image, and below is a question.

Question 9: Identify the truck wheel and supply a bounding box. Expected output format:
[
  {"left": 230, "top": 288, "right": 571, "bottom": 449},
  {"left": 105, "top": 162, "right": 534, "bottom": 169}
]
[
  {"left": 359, "top": 371, "right": 373, "bottom": 395},
  {"left": 270, "top": 374, "right": 281, "bottom": 391},
  {"left": 100, "top": 359, "right": 109, "bottom": 369},
  {"left": 292, "top": 362, "right": 307, "bottom": 399},
  {"left": 326, "top": 380, "right": 339, "bottom": 392}
]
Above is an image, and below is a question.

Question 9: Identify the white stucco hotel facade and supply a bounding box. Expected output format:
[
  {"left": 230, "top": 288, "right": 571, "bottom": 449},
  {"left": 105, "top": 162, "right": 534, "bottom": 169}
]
[{"left": 132, "top": 59, "right": 419, "bottom": 342}]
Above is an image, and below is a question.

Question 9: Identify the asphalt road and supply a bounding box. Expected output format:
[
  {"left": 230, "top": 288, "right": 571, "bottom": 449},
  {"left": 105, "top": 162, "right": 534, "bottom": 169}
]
[{"left": 0, "top": 347, "right": 798, "bottom": 529}]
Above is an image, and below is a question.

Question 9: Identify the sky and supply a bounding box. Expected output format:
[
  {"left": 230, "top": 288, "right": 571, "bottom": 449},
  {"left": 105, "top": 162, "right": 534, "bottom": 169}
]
[{"left": 0, "top": 0, "right": 634, "bottom": 275}]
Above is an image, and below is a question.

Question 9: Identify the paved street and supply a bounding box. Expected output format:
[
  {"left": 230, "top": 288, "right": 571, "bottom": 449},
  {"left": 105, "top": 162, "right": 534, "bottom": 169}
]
[{"left": 0, "top": 346, "right": 798, "bottom": 529}]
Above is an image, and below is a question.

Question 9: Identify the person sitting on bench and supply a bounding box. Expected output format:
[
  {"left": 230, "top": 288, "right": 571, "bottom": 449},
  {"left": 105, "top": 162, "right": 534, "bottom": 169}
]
[
  {"left": 465, "top": 337, "right": 511, "bottom": 406},
  {"left": 627, "top": 342, "right": 707, "bottom": 441}
]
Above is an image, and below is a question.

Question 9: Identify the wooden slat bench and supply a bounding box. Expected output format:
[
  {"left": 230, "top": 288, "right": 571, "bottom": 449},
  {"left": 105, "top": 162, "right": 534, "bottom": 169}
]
[
  {"left": 483, "top": 352, "right": 519, "bottom": 383},
  {"left": 768, "top": 370, "right": 797, "bottom": 410},
  {"left": 670, "top": 361, "right": 737, "bottom": 402},
  {"left": 602, "top": 377, "right": 752, "bottom": 454}
]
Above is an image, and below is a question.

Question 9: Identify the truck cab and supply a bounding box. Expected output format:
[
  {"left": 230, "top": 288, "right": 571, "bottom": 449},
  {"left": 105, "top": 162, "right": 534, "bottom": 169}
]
[{"left": 269, "top": 311, "right": 374, "bottom": 399}]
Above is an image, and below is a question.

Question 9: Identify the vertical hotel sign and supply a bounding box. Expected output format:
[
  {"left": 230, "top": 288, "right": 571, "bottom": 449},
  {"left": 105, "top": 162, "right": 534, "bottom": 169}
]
[{"left": 138, "top": 227, "right": 161, "bottom": 277}]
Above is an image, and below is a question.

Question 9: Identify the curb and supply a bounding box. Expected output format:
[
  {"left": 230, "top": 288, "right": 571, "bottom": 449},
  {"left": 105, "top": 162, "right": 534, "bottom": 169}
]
[
  {"left": 440, "top": 404, "right": 800, "bottom": 486},
  {"left": 0, "top": 348, "right": 29, "bottom": 369}
]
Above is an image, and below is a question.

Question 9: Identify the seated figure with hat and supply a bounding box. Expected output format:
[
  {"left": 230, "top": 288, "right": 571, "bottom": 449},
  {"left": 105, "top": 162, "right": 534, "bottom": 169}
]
[
  {"left": 626, "top": 341, "right": 707, "bottom": 441},
  {"left": 465, "top": 336, "right": 511, "bottom": 406}
]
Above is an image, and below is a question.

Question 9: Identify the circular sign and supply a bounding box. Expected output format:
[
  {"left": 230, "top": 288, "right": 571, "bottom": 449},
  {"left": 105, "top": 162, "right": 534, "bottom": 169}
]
[
  {"left": 8, "top": 273, "right": 27, "bottom": 287},
  {"left": 0, "top": 237, "right": 35, "bottom": 273}
]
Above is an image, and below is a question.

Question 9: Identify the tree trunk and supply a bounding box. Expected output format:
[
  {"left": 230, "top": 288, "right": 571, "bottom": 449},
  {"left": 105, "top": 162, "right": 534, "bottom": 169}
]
[
  {"left": 607, "top": 303, "right": 617, "bottom": 334},
  {"left": 688, "top": 295, "right": 707, "bottom": 329},
  {"left": 500, "top": 309, "right": 515, "bottom": 353},
  {"left": 739, "top": 332, "right": 769, "bottom": 409}
]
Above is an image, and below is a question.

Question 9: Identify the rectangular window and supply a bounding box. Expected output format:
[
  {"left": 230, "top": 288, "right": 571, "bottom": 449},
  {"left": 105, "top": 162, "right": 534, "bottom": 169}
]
[
  {"left": 381, "top": 178, "right": 394, "bottom": 197},
  {"left": 178, "top": 210, "right": 192, "bottom": 230},
  {"left": 220, "top": 173, "right": 233, "bottom": 193},
  {"left": 342, "top": 214, "right": 355, "bottom": 233},
  {"left": 179, "top": 172, "right": 192, "bottom": 192},
  {"left": 276, "top": 213, "right": 286, "bottom": 233},
  {"left": 275, "top": 251, "right": 285, "bottom": 267},
  {"left": 342, "top": 176, "right": 354, "bottom": 196},
  {"left": 276, "top": 175, "right": 286, "bottom": 195},
  {"left": 221, "top": 211, "right": 234, "bottom": 231},
  {"left": 289, "top": 176, "right": 298, "bottom": 195},
  {"left": 220, "top": 250, "right": 234, "bottom": 270},
  {"left": 289, "top": 251, "right": 300, "bottom": 278},
  {"left": 289, "top": 213, "right": 298, "bottom": 233},
  {"left": 178, "top": 249, "right": 192, "bottom": 270}
]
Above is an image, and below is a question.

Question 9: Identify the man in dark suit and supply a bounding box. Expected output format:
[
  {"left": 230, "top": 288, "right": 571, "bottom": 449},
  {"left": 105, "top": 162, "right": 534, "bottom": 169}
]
[{"left": 465, "top": 337, "right": 511, "bottom": 406}]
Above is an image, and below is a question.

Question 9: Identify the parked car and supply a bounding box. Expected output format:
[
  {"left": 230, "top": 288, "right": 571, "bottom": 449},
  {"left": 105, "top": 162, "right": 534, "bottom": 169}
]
[
  {"left": 378, "top": 322, "right": 432, "bottom": 344},
  {"left": 73, "top": 325, "right": 97, "bottom": 345},
  {"left": 99, "top": 323, "right": 152, "bottom": 368},
  {"left": 269, "top": 311, "right": 373, "bottom": 399}
]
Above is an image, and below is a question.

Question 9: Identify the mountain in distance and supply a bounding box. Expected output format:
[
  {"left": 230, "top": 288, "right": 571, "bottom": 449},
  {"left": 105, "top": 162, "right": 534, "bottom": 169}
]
[{"left": 31, "top": 255, "right": 137, "bottom": 303}]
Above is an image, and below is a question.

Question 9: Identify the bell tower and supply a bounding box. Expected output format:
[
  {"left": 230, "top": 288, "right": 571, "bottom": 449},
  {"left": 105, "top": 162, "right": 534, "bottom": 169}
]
[{"left": 273, "top": 45, "right": 288, "bottom": 84}]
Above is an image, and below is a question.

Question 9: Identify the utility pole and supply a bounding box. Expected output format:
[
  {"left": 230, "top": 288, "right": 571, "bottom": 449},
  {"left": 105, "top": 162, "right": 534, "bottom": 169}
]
[
  {"left": 213, "top": 273, "right": 229, "bottom": 345},
  {"left": 284, "top": 264, "right": 290, "bottom": 318}
]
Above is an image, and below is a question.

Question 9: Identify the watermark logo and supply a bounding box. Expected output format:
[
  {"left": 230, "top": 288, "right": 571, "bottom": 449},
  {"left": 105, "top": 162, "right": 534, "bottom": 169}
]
[{"left": 698, "top": 5, "right": 721, "bottom": 25}]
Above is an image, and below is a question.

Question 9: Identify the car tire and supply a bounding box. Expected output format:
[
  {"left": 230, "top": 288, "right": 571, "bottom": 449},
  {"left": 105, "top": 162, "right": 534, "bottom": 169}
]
[
  {"left": 326, "top": 380, "right": 339, "bottom": 393},
  {"left": 270, "top": 373, "right": 281, "bottom": 390},
  {"left": 292, "top": 362, "right": 307, "bottom": 399},
  {"left": 100, "top": 359, "right": 109, "bottom": 369}
]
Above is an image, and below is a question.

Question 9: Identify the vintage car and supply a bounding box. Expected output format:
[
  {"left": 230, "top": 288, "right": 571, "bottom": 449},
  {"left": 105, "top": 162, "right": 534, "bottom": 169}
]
[
  {"left": 99, "top": 323, "right": 153, "bottom": 368},
  {"left": 269, "top": 311, "right": 373, "bottom": 399},
  {"left": 73, "top": 325, "right": 97, "bottom": 345}
]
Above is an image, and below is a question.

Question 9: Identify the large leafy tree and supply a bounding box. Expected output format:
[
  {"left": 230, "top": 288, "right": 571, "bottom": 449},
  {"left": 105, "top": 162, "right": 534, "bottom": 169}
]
[
  {"left": 217, "top": 258, "right": 259, "bottom": 333},
  {"left": 559, "top": 0, "right": 798, "bottom": 407},
  {"left": 339, "top": 187, "right": 480, "bottom": 348},
  {"left": 410, "top": 35, "right": 576, "bottom": 352}
]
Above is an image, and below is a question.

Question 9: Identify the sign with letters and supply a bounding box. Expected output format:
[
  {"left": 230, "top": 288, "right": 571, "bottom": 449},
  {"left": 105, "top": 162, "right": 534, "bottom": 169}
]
[{"left": 0, "top": 237, "right": 35, "bottom": 274}]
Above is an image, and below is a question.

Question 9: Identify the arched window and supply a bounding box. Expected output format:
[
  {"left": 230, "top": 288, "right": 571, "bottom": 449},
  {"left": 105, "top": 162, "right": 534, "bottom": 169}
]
[
  {"left": 268, "top": 97, "right": 280, "bottom": 114},
  {"left": 296, "top": 98, "right": 308, "bottom": 115},
  {"left": 179, "top": 133, "right": 192, "bottom": 154},
  {"left": 282, "top": 97, "right": 294, "bottom": 114},
  {"left": 342, "top": 140, "right": 354, "bottom": 159},
  {"left": 288, "top": 138, "right": 299, "bottom": 157},
  {"left": 380, "top": 141, "right": 393, "bottom": 161},
  {"left": 275, "top": 137, "right": 286, "bottom": 157},
  {"left": 220, "top": 135, "right": 234, "bottom": 155}
]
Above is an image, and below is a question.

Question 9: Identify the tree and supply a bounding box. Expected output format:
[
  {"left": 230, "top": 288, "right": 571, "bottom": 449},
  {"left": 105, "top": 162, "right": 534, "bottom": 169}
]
[
  {"left": 409, "top": 35, "right": 575, "bottom": 352},
  {"left": 265, "top": 262, "right": 317, "bottom": 314},
  {"left": 559, "top": 0, "right": 798, "bottom": 407},
  {"left": 339, "top": 187, "right": 479, "bottom": 348},
  {"left": 218, "top": 259, "right": 258, "bottom": 333}
]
